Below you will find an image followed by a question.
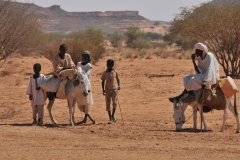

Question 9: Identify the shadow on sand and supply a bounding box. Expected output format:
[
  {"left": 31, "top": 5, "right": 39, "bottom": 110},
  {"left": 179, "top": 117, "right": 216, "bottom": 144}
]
[
  {"left": 0, "top": 123, "right": 97, "bottom": 128},
  {"left": 148, "top": 128, "right": 213, "bottom": 133},
  {"left": 0, "top": 123, "right": 68, "bottom": 128}
]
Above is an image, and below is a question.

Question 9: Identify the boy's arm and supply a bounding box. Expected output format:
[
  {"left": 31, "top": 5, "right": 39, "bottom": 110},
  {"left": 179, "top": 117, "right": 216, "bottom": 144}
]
[
  {"left": 117, "top": 79, "right": 120, "bottom": 90},
  {"left": 101, "top": 72, "right": 106, "bottom": 95},
  {"left": 102, "top": 80, "right": 105, "bottom": 95},
  {"left": 116, "top": 72, "right": 120, "bottom": 90}
]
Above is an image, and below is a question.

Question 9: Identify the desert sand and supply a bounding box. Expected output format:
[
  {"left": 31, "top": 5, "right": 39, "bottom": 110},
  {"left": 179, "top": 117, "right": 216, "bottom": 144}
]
[{"left": 0, "top": 54, "right": 240, "bottom": 160}]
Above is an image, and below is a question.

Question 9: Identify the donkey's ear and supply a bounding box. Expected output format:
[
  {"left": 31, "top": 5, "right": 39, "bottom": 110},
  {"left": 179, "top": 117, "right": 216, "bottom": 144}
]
[
  {"left": 173, "top": 99, "right": 177, "bottom": 104},
  {"left": 173, "top": 99, "right": 178, "bottom": 108}
]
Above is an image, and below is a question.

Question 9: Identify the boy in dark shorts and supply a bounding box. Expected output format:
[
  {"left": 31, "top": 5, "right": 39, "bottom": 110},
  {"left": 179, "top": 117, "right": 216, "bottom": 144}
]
[{"left": 101, "top": 59, "right": 120, "bottom": 124}]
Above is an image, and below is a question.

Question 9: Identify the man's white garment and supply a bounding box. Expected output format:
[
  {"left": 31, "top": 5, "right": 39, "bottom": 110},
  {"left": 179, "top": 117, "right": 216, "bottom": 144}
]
[
  {"left": 77, "top": 62, "right": 93, "bottom": 105},
  {"left": 184, "top": 52, "right": 220, "bottom": 91},
  {"left": 77, "top": 62, "right": 92, "bottom": 79},
  {"left": 26, "top": 74, "right": 46, "bottom": 107}
]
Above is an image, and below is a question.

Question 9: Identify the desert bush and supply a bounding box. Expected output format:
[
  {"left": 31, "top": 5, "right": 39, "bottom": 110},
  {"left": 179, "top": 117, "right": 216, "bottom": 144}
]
[
  {"left": 124, "top": 26, "right": 152, "bottom": 50},
  {"left": 163, "top": 34, "right": 196, "bottom": 50},
  {"left": 109, "top": 32, "right": 124, "bottom": 52},
  {"left": 145, "top": 32, "right": 163, "bottom": 40},
  {"left": 121, "top": 48, "right": 139, "bottom": 59},
  {"left": 129, "top": 37, "right": 152, "bottom": 50},
  {"left": 139, "top": 49, "right": 148, "bottom": 58},
  {"left": 170, "top": 0, "right": 240, "bottom": 77},
  {"left": 151, "top": 41, "right": 168, "bottom": 49},
  {"left": 0, "top": 0, "right": 41, "bottom": 62},
  {"left": 40, "top": 27, "right": 106, "bottom": 65},
  {"left": 68, "top": 28, "right": 106, "bottom": 65}
]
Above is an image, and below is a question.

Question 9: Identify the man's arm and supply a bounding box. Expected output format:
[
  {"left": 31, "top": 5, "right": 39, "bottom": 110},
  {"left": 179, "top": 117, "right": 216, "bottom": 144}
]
[{"left": 191, "top": 54, "right": 200, "bottom": 74}]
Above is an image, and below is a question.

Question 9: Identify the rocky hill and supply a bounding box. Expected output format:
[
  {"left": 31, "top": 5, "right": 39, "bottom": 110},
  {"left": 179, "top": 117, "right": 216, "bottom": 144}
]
[{"left": 23, "top": 3, "right": 168, "bottom": 34}]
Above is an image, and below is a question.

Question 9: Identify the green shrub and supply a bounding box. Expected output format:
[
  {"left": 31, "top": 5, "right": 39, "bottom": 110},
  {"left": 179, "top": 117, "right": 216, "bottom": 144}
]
[
  {"left": 129, "top": 37, "right": 152, "bottom": 50},
  {"left": 145, "top": 32, "right": 163, "bottom": 40},
  {"left": 109, "top": 32, "right": 124, "bottom": 52}
]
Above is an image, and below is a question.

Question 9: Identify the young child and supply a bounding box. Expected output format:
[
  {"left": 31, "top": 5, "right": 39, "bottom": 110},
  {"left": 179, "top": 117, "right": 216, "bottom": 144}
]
[
  {"left": 76, "top": 50, "right": 95, "bottom": 124},
  {"left": 26, "top": 63, "right": 46, "bottom": 125},
  {"left": 101, "top": 59, "right": 121, "bottom": 124}
]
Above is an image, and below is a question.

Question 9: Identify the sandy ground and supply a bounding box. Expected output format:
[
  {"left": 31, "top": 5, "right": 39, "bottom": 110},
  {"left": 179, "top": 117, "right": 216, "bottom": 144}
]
[{"left": 1, "top": 55, "right": 240, "bottom": 160}]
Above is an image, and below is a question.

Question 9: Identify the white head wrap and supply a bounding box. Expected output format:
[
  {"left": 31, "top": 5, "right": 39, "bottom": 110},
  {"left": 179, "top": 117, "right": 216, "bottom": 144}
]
[{"left": 195, "top": 42, "right": 208, "bottom": 53}]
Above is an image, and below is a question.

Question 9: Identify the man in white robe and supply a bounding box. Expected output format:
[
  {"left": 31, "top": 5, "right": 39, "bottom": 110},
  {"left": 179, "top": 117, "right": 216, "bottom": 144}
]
[{"left": 169, "top": 42, "right": 220, "bottom": 103}]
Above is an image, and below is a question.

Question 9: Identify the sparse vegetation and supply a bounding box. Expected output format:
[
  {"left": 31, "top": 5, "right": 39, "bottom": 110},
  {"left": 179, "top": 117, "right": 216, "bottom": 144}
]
[
  {"left": 170, "top": 0, "right": 240, "bottom": 77},
  {"left": 0, "top": 106, "right": 19, "bottom": 119},
  {"left": 145, "top": 32, "right": 163, "bottom": 41},
  {"left": 0, "top": 0, "right": 41, "bottom": 63},
  {"left": 109, "top": 32, "right": 124, "bottom": 52},
  {"left": 40, "top": 27, "right": 106, "bottom": 65},
  {"left": 124, "top": 26, "right": 152, "bottom": 50}
]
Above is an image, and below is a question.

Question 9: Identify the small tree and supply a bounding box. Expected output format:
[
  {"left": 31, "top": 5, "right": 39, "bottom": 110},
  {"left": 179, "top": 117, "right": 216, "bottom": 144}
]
[
  {"left": 0, "top": 0, "right": 40, "bottom": 63},
  {"left": 109, "top": 32, "right": 124, "bottom": 52},
  {"left": 125, "top": 26, "right": 143, "bottom": 47},
  {"left": 170, "top": 0, "right": 240, "bottom": 77},
  {"left": 124, "top": 26, "right": 152, "bottom": 50}
]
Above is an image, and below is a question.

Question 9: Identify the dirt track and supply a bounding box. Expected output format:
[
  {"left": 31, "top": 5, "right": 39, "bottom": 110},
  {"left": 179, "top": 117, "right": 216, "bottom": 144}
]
[{"left": 1, "top": 55, "right": 240, "bottom": 159}]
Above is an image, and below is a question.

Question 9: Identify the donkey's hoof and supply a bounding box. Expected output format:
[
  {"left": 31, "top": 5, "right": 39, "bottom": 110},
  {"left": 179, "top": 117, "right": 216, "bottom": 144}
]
[{"left": 236, "top": 130, "right": 240, "bottom": 134}]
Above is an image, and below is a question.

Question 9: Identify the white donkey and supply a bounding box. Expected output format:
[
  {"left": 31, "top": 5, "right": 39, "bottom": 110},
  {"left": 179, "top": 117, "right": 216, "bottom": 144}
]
[
  {"left": 172, "top": 90, "right": 240, "bottom": 133},
  {"left": 42, "top": 68, "right": 89, "bottom": 126}
]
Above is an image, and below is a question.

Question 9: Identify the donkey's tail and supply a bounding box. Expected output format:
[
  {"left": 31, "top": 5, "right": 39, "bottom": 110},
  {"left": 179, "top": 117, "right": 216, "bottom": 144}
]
[{"left": 234, "top": 94, "right": 238, "bottom": 116}]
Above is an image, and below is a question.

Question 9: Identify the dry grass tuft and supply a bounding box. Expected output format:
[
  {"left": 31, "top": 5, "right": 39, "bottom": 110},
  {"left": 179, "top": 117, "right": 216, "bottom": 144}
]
[
  {"left": 1, "top": 66, "right": 14, "bottom": 77},
  {"left": 0, "top": 106, "right": 19, "bottom": 119},
  {"left": 15, "top": 76, "right": 22, "bottom": 86}
]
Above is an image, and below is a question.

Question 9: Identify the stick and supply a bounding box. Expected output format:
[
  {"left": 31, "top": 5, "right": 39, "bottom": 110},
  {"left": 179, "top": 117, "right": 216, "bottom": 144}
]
[
  {"left": 201, "top": 88, "right": 204, "bottom": 132},
  {"left": 116, "top": 90, "right": 124, "bottom": 124}
]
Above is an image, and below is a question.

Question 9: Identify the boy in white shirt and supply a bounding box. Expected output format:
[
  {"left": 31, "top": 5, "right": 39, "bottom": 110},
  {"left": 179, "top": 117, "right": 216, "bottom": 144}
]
[{"left": 26, "top": 63, "right": 46, "bottom": 125}]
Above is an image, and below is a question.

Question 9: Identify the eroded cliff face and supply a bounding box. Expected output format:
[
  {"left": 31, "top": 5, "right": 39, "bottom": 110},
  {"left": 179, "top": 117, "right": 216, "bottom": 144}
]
[{"left": 30, "top": 4, "right": 154, "bottom": 33}]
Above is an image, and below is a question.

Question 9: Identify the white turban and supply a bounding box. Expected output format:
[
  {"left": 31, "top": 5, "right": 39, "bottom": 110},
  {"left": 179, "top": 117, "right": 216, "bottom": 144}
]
[{"left": 195, "top": 42, "right": 208, "bottom": 53}]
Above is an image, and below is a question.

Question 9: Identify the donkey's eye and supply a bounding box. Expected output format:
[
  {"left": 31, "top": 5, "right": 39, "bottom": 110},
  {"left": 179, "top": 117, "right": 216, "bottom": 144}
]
[{"left": 179, "top": 117, "right": 181, "bottom": 120}]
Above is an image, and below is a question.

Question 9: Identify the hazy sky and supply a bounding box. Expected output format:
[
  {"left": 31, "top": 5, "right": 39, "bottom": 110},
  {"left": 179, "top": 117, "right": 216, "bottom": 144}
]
[{"left": 16, "top": 0, "right": 211, "bottom": 21}]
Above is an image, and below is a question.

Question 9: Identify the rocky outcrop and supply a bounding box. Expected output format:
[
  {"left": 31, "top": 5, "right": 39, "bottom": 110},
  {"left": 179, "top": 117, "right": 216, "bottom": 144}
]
[{"left": 28, "top": 4, "right": 154, "bottom": 33}]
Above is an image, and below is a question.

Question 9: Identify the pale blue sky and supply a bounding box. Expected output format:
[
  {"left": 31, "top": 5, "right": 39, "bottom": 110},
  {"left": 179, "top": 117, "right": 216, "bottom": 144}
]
[{"left": 17, "top": 0, "right": 210, "bottom": 21}]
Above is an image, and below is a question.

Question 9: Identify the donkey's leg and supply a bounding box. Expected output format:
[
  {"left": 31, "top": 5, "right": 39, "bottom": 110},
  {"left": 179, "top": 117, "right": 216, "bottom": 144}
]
[
  {"left": 47, "top": 98, "right": 58, "bottom": 124},
  {"left": 72, "top": 99, "right": 77, "bottom": 124},
  {"left": 67, "top": 99, "right": 75, "bottom": 126},
  {"left": 220, "top": 109, "right": 228, "bottom": 132},
  {"left": 227, "top": 100, "right": 240, "bottom": 133},
  {"left": 197, "top": 104, "right": 208, "bottom": 131},
  {"left": 192, "top": 105, "right": 198, "bottom": 130}
]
